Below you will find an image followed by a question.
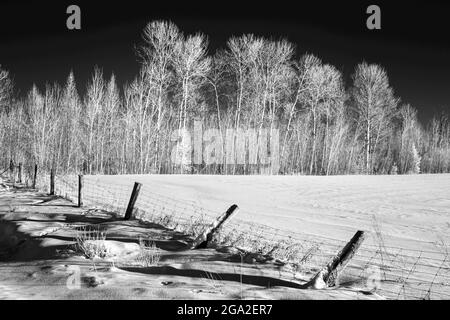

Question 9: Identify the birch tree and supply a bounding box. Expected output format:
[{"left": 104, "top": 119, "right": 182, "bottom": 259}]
[
  {"left": 101, "top": 74, "right": 120, "bottom": 173},
  {"left": 60, "top": 72, "right": 81, "bottom": 172},
  {"left": 83, "top": 67, "right": 104, "bottom": 173},
  {"left": 300, "top": 59, "right": 345, "bottom": 174},
  {"left": 172, "top": 32, "right": 211, "bottom": 172},
  {"left": 0, "top": 66, "right": 12, "bottom": 110},
  {"left": 351, "top": 63, "right": 398, "bottom": 174}
]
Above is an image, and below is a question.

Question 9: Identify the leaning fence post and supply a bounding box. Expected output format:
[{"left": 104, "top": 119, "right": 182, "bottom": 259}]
[
  {"left": 78, "top": 174, "right": 83, "bottom": 207},
  {"left": 124, "top": 182, "right": 142, "bottom": 220},
  {"left": 32, "top": 164, "right": 38, "bottom": 189},
  {"left": 191, "top": 204, "right": 239, "bottom": 249},
  {"left": 50, "top": 168, "right": 55, "bottom": 195},
  {"left": 305, "top": 230, "right": 366, "bottom": 289}
]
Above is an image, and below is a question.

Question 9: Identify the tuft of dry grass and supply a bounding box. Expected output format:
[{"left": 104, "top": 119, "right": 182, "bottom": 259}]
[
  {"left": 203, "top": 271, "right": 223, "bottom": 293},
  {"left": 75, "top": 225, "right": 108, "bottom": 259},
  {"left": 185, "top": 213, "right": 209, "bottom": 238},
  {"left": 135, "top": 236, "right": 161, "bottom": 267}
]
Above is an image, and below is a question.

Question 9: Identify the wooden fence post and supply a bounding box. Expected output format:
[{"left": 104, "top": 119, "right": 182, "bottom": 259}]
[
  {"left": 18, "top": 163, "right": 22, "bottom": 183},
  {"left": 124, "top": 182, "right": 142, "bottom": 220},
  {"left": 78, "top": 175, "right": 83, "bottom": 207},
  {"left": 9, "top": 160, "right": 14, "bottom": 181},
  {"left": 50, "top": 168, "right": 55, "bottom": 195},
  {"left": 191, "top": 204, "right": 239, "bottom": 249},
  {"left": 305, "top": 230, "right": 366, "bottom": 289},
  {"left": 32, "top": 164, "right": 38, "bottom": 189}
]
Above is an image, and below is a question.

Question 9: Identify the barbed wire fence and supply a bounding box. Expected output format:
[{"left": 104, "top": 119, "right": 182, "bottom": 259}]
[{"left": 4, "top": 163, "right": 450, "bottom": 300}]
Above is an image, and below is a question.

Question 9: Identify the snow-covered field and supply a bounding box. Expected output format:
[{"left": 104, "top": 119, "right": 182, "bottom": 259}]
[
  {"left": 23, "top": 173, "right": 449, "bottom": 299},
  {"left": 2, "top": 173, "right": 450, "bottom": 299},
  {"left": 88, "top": 174, "right": 450, "bottom": 248},
  {"left": 76, "top": 173, "right": 450, "bottom": 299},
  {"left": 0, "top": 177, "right": 380, "bottom": 300}
]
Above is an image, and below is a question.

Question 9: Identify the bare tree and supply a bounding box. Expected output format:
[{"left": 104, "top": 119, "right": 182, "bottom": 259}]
[
  {"left": 172, "top": 32, "right": 211, "bottom": 172},
  {"left": 299, "top": 58, "right": 345, "bottom": 174},
  {"left": 0, "top": 66, "right": 12, "bottom": 110},
  {"left": 140, "top": 20, "right": 180, "bottom": 130},
  {"left": 2, "top": 21, "right": 450, "bottom": 177},
  {"left": 281, "top": 54, "right": 320, "bottom": 170},
  {"left": 60, "top": 71, "right": 81, "bottom": 172},
  {"left": 351, "top": 62, "right": 398, "bottom": 174},
  {"left": 101, "top": 74, "right": 121, "bottom": 174},
  {"left": 398, "top": 104, "right": 421, "bottom": 173},
  {"left": 224, "top": 35, "right": 256, "bottom": 130}
]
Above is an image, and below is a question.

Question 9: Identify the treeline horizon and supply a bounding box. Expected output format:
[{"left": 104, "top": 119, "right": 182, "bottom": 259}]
[{"left": 1, "top": 20, "right": 450, "bottom": 176}]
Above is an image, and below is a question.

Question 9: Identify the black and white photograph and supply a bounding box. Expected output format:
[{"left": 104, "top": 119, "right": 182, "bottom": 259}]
[{"left": 1, "top": 0, "right": 450, "bottom": 304}]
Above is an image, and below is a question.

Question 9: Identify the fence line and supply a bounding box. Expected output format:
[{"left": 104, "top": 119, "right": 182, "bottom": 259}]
[{"left": 4, "top": 164, "right": 450, "bottom": 300}]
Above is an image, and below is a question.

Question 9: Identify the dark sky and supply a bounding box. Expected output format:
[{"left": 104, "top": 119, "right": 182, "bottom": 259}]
[{"left": 1, "top": 0, "right": 449, "bottom": 124}]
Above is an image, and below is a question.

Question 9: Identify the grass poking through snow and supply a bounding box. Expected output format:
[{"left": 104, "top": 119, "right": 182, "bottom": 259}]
[
  {"left": 135, "top": 236, "right": 161, "bottom": 267},
  {"left": 75, "top": 225, "right": 108, "bottom": 259}
]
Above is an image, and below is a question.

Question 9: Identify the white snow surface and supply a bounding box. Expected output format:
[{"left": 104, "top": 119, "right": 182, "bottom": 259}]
[
  {"left": 89, "top": 173, "right": 450, "bottom": 249},
  {"left": 51, "top": 173, "right": 450, "bottom": 299}
]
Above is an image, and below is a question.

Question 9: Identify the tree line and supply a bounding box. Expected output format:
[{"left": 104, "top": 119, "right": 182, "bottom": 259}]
[{"left": 1, "top": 20, "right": 449, "bottom": 176}]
